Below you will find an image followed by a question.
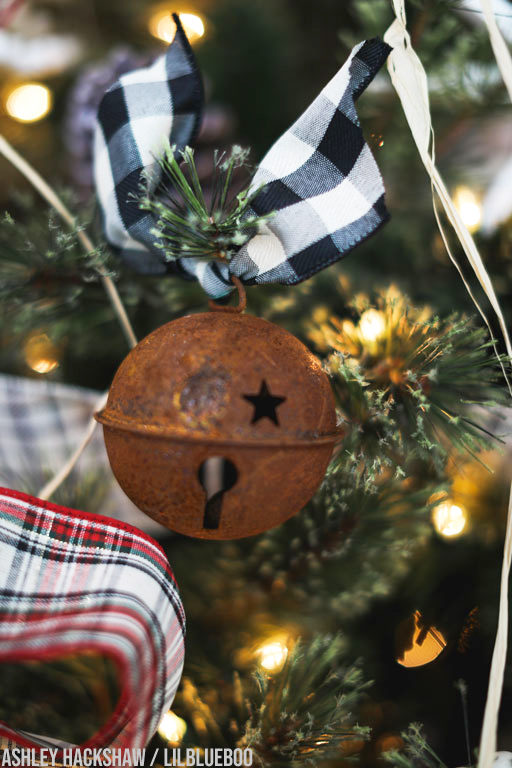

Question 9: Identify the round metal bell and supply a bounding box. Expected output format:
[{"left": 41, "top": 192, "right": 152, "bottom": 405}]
[{"left": 96, "top": 307, "right": 337, "bottom": 539}]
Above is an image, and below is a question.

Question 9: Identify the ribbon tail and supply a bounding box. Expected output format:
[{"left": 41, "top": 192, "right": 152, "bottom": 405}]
[
  {"left": 93, "top": 14, "right": 203, "bottom": 275},
  {"left": 221, "top": 38, "right": 391, "bottom": 293}
]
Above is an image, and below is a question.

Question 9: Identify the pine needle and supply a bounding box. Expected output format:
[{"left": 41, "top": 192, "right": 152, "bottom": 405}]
[{"left": 139, "top": 143, "right": 274, "bottom": 263}]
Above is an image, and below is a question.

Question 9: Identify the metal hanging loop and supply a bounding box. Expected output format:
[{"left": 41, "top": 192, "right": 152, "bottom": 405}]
[{"left": 208, "top": 275, "right": 247, "bottom": 314}]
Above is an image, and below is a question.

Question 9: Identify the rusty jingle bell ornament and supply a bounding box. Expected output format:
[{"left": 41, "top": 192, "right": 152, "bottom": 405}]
[
  {"left": 96, "top": 281, "right": 338, "bottom": 539},
  {"left": 93, "top": 23, "right": 391, "bottom": 538}
]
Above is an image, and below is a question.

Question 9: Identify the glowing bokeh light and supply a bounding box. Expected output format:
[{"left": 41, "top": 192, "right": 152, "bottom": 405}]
[
  {"left": 396, "top": 611, "right": 447, "bottom": 668},
  {"left": 5, "top": 83, "right": 52, "bottom": 123},
  {"left": 256, "top": 640, "right": 288, "bottom": 673},
  {"left": 157, "top": 711, "right": 187, "bottom": 744},
  {"left": 432, "top": 500, "right": 467, "bottom": 538},
  {"left": 149, "top": 10, "right": 205, "bottom": 44},
  {"left": 453, "top": 186, "right": 482, "bottom": 233},
  {"left": 24, "top": 333, "right": 59, "bottom": 374},
  {"left": 358, "top": 309, "right": 386, "bottom": 343}
]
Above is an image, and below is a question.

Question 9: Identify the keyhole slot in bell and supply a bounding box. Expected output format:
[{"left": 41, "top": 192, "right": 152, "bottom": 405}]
[{"left": 198, "top": 457, "right": 238, "bottom": 529}]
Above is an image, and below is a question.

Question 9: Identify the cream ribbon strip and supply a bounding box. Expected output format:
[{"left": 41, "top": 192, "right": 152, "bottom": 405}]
[
  {"left": 476, "top": 5, "right": 512, "bottom": 765},
  {"left": 479, "top": 0, "right": 512, "bottom": 102},
  {"left": 384, "top": 3, "right": 512, "bottom": 767}
]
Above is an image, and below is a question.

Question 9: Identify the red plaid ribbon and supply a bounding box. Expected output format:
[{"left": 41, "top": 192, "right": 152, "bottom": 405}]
[{"left": 0, "top": 487, "right": 185, "bottom": 753}]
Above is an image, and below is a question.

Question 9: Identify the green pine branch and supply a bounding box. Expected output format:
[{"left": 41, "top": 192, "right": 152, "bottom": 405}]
[
  {"left": 319, "top": 289, "right": 510, "bottom": 474},
  {"left": 383, "top": 723, "right": 451, "bottom": 768},
  {"left": 139, "top": 143, "right": 274, "bottom": 263},
  {"left": 242, "top": 463, "right": 438, "bottom": 619},
  {"left": 241, "top": 635, "right": 371, "bottom": 767}
]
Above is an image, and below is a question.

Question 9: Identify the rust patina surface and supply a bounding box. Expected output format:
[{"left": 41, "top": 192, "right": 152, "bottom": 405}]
[{"left": 96, "top": 310, "right": 337, "bottom": 539}]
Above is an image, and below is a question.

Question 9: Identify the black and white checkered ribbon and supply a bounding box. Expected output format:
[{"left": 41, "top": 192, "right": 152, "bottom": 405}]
[
  {"left": 94, "top": 18, "right": 391, "bottom": 297},
  {"left": 93, "top": 14, "right": 203, "bottom": 274}
]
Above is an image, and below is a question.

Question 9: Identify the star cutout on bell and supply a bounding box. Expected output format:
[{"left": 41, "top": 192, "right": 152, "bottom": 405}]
[{"left": 243, "top": 380, "right": 286, "bottom": 426}]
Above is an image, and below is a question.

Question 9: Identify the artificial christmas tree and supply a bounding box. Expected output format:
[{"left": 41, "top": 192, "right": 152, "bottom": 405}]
[{"left": 0, "top": 1, "right": 511, "bottom": 766}]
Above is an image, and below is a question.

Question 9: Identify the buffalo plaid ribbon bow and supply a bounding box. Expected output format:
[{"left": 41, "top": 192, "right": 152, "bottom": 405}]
[
  {"left": 0, "top": 487, "right": 185, "bottom": 754},
  {"left": 94, "top": 16, "right": 391, "bottom": 298}
]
